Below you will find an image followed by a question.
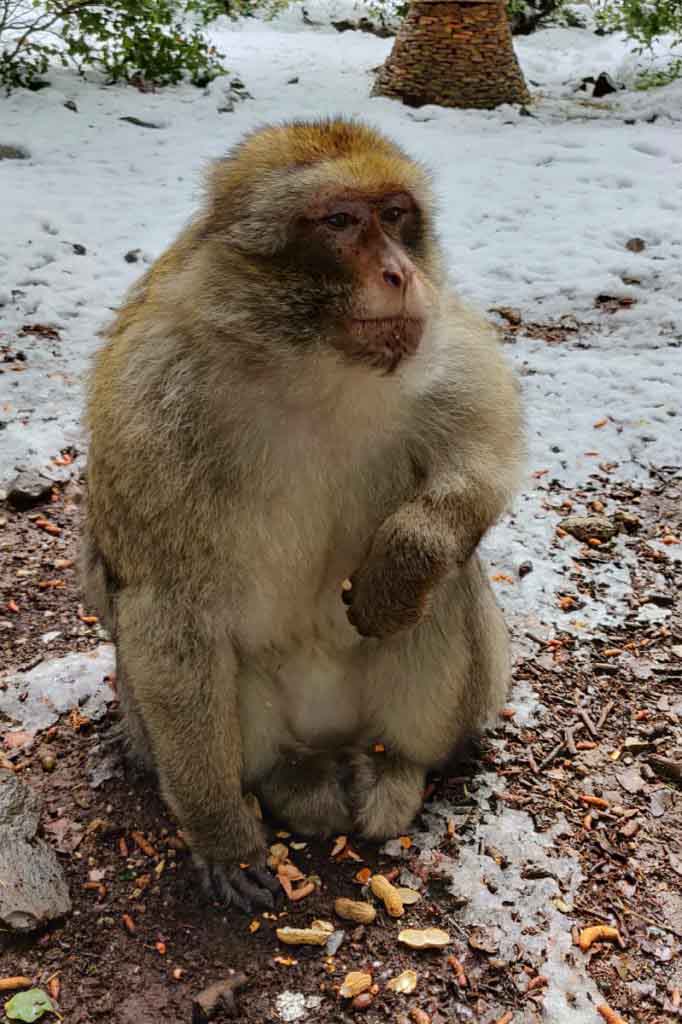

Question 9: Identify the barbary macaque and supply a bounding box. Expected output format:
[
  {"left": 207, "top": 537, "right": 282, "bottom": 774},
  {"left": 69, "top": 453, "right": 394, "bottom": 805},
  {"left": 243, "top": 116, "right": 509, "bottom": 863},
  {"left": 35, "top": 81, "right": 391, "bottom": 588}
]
[{"left": 82, "top": 119, "right": 524, "bottom": 912}]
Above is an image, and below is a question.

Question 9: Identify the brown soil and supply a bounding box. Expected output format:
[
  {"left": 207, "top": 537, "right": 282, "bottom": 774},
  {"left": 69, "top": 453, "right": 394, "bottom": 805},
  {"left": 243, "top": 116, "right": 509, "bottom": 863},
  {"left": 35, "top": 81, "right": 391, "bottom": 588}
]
[{"left": 1, "top": 468, "right": 680, "bottom": 1024}]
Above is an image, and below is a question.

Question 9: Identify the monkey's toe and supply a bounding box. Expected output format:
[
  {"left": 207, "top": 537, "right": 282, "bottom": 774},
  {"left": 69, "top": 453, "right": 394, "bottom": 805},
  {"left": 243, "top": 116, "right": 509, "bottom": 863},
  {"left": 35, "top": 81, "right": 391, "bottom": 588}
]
[{"left": 208, "top": 864, "right": 277, "bottom": 915}]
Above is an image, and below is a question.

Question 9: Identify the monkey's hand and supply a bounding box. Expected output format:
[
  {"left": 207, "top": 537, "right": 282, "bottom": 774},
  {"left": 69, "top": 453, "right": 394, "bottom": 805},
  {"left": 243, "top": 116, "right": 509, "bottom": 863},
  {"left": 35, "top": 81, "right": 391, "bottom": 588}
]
[{"left": 343, "top": 515, "right": 448, "bottom": 638}]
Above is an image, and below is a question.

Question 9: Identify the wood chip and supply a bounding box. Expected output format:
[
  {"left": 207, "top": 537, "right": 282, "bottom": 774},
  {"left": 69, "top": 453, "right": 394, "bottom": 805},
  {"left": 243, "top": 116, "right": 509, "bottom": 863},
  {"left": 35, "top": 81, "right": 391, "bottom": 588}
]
[
  {"left": 131, "top": 830, "right": 157, "bottom": 857},
  {"left": 398, "top": 927, "right": 450, "bottom": 949},
  {"left": 447, "top": 955, "right": 467, "bottom": 987},
  {"left": 0, "top": 978, "right": 32, "bottom": 992},
  {"left": 597, "top": 1005, "right": 628, "bottom": 1024},
  {"left": 579, "top": 925, "right": 622, "bottom": 952}
]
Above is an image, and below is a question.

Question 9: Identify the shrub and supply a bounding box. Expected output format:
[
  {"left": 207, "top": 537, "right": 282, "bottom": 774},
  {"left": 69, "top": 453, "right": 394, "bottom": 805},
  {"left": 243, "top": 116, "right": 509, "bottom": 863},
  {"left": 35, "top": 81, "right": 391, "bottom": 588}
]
[
  {"left": 595, "top": 0, "right": 682, "bottom": 48},
  {"left": 0, "top": 1, "right": 227, "bottom": 92}
]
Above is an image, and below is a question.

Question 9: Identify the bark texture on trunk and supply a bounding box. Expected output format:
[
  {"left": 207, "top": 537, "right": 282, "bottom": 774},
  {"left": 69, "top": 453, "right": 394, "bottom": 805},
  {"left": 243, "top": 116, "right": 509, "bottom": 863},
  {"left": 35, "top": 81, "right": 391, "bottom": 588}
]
[{"left": 372, "top": 0, "right": 530, "bottom": 110}]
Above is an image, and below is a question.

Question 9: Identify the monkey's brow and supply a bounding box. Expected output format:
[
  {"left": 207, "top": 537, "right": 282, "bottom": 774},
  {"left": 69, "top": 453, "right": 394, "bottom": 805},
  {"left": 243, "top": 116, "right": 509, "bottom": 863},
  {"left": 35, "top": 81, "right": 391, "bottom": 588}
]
[{"left": 306, "top": 190, "right": 415, "bottom": 215}]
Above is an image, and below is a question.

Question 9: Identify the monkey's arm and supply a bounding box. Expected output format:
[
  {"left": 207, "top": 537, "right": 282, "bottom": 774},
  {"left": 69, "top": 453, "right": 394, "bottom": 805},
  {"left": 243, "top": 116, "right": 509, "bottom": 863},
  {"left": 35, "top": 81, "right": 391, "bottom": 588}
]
[
  {"left": 116, "top": 587, "right": 278, "bottom": 912},
  {"left": 345, "top": 343, "right": 524, "bottom": 638}
]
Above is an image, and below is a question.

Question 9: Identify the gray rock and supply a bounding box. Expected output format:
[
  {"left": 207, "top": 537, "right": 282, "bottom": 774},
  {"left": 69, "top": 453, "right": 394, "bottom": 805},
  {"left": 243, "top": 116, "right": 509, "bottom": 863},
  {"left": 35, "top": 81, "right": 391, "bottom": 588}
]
[
  {"left": 0, "top": 144, "right": 29, "bottom": 160},
  {"left": 626, "top": 237, "right": 646, "bottom": 254},
  {"left": 0, "top": 770, "right": 71, "bottom": 931},
  {"left": 0, "top": 645, "right": 116, "bottom": 733},
  {"left": 0, "top": 769, "right": 41, "bottom": 837},
  {"left": 7, "top": 469, "right": 55, "bottom": 509},
  {"left": 558, "top": 515, "right": 618, "bottom": 543}
]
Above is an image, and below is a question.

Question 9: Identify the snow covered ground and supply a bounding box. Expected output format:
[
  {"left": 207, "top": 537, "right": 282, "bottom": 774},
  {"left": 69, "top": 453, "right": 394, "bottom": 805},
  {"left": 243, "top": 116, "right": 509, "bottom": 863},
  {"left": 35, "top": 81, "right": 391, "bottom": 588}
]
[{"left": 1, "top": 10, "right": 681, "bottom": 1020}]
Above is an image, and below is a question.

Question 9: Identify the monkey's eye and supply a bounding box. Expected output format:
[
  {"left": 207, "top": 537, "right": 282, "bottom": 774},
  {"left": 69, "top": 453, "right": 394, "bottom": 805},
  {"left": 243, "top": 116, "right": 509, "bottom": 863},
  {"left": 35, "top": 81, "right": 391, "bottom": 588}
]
[
  {"left": 324, "top": 212, "right": 356, "bottom": 230},
  {"left": 381, "top": 207, "right": 406, "bottom": 224}
]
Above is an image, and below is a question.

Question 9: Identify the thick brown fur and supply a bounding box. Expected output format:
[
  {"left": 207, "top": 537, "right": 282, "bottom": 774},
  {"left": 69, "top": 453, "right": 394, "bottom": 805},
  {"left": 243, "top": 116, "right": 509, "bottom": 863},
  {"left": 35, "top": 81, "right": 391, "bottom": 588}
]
[{"left": 83, "top": 119, "right": 524, "bottom": 903}]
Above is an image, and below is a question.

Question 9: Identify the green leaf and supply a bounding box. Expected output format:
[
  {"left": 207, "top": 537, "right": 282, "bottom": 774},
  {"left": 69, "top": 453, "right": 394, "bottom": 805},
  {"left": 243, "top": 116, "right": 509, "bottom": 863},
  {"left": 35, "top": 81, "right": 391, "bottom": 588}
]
[{"left": 4, "top": 988, "right": 55, "bottom": 1022}]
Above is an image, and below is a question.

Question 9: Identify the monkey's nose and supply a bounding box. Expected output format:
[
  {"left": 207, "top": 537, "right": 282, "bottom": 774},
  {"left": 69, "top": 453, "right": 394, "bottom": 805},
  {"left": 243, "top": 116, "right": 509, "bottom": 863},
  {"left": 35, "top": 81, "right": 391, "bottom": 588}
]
[{"left": 383, "top": 270, "right": 404, "bottom": 289}]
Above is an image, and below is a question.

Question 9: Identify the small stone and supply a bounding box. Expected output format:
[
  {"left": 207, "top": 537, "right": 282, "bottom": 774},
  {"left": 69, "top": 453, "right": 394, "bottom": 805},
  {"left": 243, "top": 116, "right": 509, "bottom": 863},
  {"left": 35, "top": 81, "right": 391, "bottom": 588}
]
[
  {"left": 63, "top": 100, "right": 78, "bottom": 112},
  {"left": 40, "top": 631, "right": 62, "bottom": 645},
  {"left": 626, "top": 238, "right": 646, "bottom": 253},
  {"left": 616, "top": 767, "right": 645, "bottom": 795},
  {"left": 623, "top": 737, "right": 649, "bottom": 754},
  {"left": 0, "top": 145, "right": 29, "bottom": 160},
  {"left": 0, "top": 770, "right": 71, "bottom": 931},
  {"left": 287, "top": 77, "right": 299, "bottom": 84},
  {"left": 518, "top": 560, "right": 533, "bottom": 578},
  {"left": 352, "top": 992, "right": 373, "bottom": 1010},
  {"left": 72, "top": 244, "right": 87, "bottom": 256},
  {"left": 558, "top": 515, "right": 617, "bottom": 543},
  {"left": 124, "top": 248, "right": 142, "bottom": 264},
  {"left": 613, "top": 510, "right": 640, "bottom": 533},
  {"left": 7, "top": 470, "right": 55, "bottom": 510},
  {"left": 39, "top": 751, "right": 57, "bottom": 773},
  {"left": 592, "top": 72, "right": 621, "bottom": 97},
  {"left": 467, "top": 926, "right": 500, "bottom": 954},
  {"left": 326, "top": 929, "right": 345, "bottom": 955}
]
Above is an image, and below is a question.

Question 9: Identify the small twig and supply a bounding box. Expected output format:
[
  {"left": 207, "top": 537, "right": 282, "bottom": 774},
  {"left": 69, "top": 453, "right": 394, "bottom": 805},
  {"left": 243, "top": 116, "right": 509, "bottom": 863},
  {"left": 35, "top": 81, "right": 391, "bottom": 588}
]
[
  {"left": 538, "top": 741, "right": 565, "bottom": 771},
  {"left": 527, "top": 747, "right": 539, "bottom": 774},
  {"left": 597, "top": 700, "right": 615, "bottom": 731},
  {"left": 564, "top": 727, "right": 577, "bottom": 756},
  {"left": 578, "top": 708, "right": 599, "bottom": 739}
]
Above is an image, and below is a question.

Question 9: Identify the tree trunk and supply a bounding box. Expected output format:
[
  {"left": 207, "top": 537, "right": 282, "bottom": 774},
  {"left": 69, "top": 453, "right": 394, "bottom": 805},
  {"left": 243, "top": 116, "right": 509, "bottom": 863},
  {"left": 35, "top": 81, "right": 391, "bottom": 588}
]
[{"left": 372, "top": 0, "right": 530, "bottom": 110}]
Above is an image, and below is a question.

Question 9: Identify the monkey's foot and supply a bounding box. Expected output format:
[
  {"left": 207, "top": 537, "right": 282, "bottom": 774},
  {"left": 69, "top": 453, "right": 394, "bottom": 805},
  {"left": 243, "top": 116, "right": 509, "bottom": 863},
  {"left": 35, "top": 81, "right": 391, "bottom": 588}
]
[
  {"left": 202, "top": 862, "right": 280, "bottom": 915},
  {"left": 258, "top": 757, "right": 353, "bottom": 837},
  {"left": 352, "top": 756, "right": 425, "bottom": 842}
]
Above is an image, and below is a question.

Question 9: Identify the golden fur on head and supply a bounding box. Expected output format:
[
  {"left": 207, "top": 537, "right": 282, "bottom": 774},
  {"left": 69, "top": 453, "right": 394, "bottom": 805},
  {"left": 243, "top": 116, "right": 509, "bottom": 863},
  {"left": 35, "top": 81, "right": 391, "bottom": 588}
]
[{"left": 207, "top": 118, "right": 432, "bottom": 204}]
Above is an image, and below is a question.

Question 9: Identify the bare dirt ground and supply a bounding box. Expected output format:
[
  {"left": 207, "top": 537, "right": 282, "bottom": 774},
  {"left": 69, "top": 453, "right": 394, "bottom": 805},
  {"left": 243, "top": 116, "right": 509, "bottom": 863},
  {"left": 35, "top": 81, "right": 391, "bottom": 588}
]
[{"left": 1, "top": 451, "right": 681, "bottom": 1024}]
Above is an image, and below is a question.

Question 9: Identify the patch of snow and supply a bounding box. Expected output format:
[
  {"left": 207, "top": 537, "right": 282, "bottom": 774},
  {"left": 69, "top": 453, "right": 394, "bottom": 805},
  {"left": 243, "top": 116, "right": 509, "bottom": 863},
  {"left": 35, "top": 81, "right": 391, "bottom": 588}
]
[
  {"left": 416, "top": 786, "right": 603, "bottom": 1022},
  {"left": 275, "top": 991, "right": 323, "bottom": 1021}
]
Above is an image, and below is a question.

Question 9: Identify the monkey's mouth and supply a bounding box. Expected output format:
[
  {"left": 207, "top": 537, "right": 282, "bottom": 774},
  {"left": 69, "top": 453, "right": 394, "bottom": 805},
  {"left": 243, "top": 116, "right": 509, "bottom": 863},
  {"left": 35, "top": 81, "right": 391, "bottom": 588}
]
[{"left": 346, "top": 316, "right": 424, "bottom": 372}]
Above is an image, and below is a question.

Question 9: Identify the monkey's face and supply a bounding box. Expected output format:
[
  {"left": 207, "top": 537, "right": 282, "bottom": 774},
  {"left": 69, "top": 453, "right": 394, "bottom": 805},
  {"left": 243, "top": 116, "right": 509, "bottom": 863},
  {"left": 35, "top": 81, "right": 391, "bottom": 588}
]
[{"left": 296, "top": 191, "right": 431, "bottom": 374}]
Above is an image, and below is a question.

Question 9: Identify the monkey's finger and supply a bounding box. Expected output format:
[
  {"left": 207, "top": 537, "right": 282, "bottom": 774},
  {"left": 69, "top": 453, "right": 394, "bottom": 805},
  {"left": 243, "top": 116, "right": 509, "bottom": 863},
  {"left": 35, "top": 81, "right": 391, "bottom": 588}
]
[
  {"left": 247, "top": 866, "right": 281, "bottom": 894},
  {"left": 234, "top": 871, "right": 275, "bottom": 910},
  {"left": 209, "top": 866, "right": 252, "bottom": 914}
]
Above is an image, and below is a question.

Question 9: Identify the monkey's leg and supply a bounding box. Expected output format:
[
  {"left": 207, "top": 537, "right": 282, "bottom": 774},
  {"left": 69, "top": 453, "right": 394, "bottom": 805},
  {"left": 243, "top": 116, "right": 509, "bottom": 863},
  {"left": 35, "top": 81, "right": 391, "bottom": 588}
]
[
  {"left": 257, "top": 752, "right": 353, "bottom": 837},
  {"left": 353, "top": 559, "right": 510, "bottom": 841},
  {"left": 351, "top": 752, "right": 425, "bottom": 841},
  {"left": 116, "top": 587, "right": 278, "bottom": 914}
]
